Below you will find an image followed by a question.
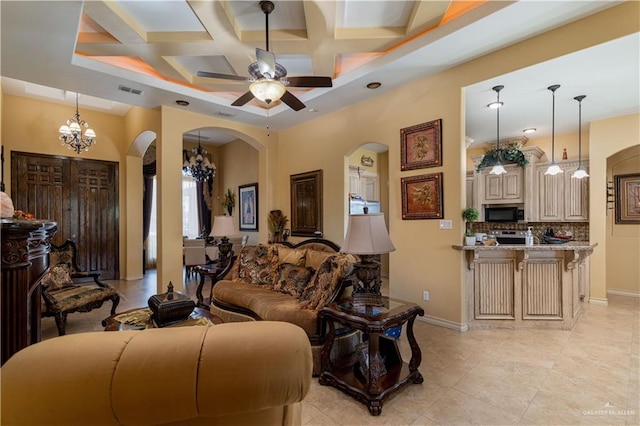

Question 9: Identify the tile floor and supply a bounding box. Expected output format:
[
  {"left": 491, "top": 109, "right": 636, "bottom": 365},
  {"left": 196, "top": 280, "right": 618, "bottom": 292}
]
[{"left": 41, "top": 270, "right": 639, "bottom": 426}]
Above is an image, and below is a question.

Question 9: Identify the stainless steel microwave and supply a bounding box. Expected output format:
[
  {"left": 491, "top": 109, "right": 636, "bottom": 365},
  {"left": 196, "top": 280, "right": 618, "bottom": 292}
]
[{"left": 485, "top": 206, "right": 525, "bottom": 223}]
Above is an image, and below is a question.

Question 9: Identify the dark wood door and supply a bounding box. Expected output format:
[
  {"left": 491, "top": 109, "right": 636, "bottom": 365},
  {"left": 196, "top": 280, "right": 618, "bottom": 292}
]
[{"left": 11, "top": 152, "right": 119, "bottom": 279}]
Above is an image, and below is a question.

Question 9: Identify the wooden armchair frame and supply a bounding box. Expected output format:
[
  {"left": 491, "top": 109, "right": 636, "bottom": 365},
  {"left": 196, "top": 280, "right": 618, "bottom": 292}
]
[{"left": 42, "top": 240, "right": 120, "bottom": 335}]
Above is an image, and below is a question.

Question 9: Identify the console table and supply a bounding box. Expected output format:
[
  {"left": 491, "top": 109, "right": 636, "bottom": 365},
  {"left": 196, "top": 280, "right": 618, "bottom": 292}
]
[
  {"left": 1, "top": 218, "right": 57, "bottom": 365},
  {"left": 318, "top": 297, "right": 424, "bottom": 415}
]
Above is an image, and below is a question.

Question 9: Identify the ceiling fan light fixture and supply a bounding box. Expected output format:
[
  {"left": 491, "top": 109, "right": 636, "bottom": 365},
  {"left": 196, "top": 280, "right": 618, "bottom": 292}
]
[{"left": 249, "top": 79, "right": 286, "bottom": 104}]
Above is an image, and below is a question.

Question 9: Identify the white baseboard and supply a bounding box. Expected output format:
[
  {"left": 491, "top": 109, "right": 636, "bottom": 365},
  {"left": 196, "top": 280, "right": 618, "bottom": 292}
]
[
  {"left": 589, "top": 297, "right": 609, "bottom": 306},
  {"left": 607, "top": 289, "right": 640, "bottom": 298},
  {"left": 417, "top": 314, "right": 468, "bottom": 332}
]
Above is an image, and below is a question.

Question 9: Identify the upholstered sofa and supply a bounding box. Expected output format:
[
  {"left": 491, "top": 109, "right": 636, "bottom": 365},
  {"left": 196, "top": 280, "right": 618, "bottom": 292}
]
[
  {"left": 210, "top": 238, "right": 359, "bottom": 375},
  {"left": 1, "top": 321, "right": 311, "bottom": 426}
]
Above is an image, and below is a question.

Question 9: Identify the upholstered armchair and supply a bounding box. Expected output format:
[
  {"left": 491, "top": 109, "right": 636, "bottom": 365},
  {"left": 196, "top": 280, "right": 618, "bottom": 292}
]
[{"left": 41, "top": 240, "right": 120, "bottom": 335}]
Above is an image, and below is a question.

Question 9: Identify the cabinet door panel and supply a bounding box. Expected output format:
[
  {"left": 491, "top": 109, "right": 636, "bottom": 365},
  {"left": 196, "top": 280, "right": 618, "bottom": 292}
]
[
  {"left": 484, "top": 174, "right": 503, "bottom": 200},
  {"left": 502, "top": 171, "right": 523, "bottom": 200},
  {"left": 537, "top": 170, "right": 563, "bottom": 221},
  {"left": 563, "top": 166, "right": 589, "bottom": 221}
]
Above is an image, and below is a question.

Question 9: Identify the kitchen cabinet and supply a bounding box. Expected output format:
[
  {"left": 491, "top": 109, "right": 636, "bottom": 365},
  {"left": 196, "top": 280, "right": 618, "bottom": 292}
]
[
  {"left": 466, "top": 172, "right": 474, "bottom": 208},
  {"left": 479, "top": 164, "right": 524, "bottom": 204},
  {"left": 348, "top": 166, "right": 379, "bottom": 201},
  {"left": 536, "top": 160, "right": 589, "bottom": 221}
]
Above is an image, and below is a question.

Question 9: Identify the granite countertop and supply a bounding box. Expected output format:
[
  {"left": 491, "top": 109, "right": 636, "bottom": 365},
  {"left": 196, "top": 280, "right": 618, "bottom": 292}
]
[{"left": 452, "top": 241, "right": 597, "bottom": 251}]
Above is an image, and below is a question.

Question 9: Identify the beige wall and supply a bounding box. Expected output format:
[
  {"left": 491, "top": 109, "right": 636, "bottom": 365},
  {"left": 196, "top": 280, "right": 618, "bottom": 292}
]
[
  {"left": 1, "top": 93, "right": 129, "bottom": 277},
  {"left": 606, "top": 144, "right": 640, "bottom": 296},
  {"left": 349, "top": 147, "right": 379, "bottom": 173},
  {"left": 590, "top": 113, "right": 640, "bottom": 302},
  {"left": 218, "top": 139, "right": 260, "bottom": 244}
]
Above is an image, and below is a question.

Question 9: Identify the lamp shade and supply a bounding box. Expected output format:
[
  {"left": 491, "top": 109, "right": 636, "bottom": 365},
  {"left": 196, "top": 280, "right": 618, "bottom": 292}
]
[
  {"left": 341, "top": 213, "right": 395, "bottom": 255},
  {"left": 249, "top": 79, "right": 286, "bottom": 104},
  {"left": 210, "top": 215, "right": 236, "bottom": 237}
]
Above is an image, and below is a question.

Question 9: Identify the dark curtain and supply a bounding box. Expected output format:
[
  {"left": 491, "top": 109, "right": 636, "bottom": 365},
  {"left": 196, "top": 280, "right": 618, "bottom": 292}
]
[
  {"left": 142, "top": 161, "right": 156, "bottom": 243},
  {"left": 196, "top": 179, "right": 213, "bottom": 236}
]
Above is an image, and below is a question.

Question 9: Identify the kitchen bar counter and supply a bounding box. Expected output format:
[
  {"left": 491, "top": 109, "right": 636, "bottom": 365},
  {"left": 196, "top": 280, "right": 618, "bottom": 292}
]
[
  {"left": 452, "top": 241, "right": 596, "bottom": 251},
  {"left": 453, "top": 242, "right": 596, "bottom": 330}
]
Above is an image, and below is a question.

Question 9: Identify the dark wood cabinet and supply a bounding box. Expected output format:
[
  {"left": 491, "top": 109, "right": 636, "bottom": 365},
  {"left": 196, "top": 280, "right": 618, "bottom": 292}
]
[
  {"left": 11, "top": 152, "right": 119, "bottom": 279},
  {"left": 1, "top": 219, "right": 57, "bottom": 365}
]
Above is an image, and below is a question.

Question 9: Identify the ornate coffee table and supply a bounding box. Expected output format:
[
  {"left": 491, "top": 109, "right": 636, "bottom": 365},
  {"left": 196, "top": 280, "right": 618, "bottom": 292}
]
[
  {"left": 102, "top": 307, "right": 222, "bottom": 331},
  {"left": 318, "top": 297, "right": 424, "bottom": 415}
]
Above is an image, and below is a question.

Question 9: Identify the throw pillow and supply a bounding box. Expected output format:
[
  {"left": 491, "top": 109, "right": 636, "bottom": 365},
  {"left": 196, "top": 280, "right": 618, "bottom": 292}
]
[
  {"left": 273, "top": 263, "right": 314, "bottom": 298},
  {"left": 305, "top": 250, "right": 333, "bottom": 270},
  {"left": 41, "top": 265, "right": 74, "bottom": 290},
  {"left": 237, "top": 244, "right": 278, "bottom": 286},
  {"left": 299, "top": 253, "right": 356, "bottom": 310},
  {"left": 276, "top": 246, "right": 306, "bottom": 266}
]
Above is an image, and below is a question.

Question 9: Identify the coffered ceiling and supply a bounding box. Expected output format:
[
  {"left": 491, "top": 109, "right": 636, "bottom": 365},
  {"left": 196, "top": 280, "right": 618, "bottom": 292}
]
[{"left": 2, "top": 1, "right": 638, "bottom": 147}]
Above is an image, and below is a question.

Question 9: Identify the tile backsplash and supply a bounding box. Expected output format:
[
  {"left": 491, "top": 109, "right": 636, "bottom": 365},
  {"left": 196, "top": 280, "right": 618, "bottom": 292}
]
[{"left": 470, "top": 222, "right": 589, "bottom": 241}]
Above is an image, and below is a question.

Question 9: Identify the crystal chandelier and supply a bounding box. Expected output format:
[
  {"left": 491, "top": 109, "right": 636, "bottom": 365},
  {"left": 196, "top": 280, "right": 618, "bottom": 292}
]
[
  {"left": 182, "top": 132, "right": 216, "bottom": 181},
  {"left": 58, "top": 93, "right": 96, "bottom": 154}
]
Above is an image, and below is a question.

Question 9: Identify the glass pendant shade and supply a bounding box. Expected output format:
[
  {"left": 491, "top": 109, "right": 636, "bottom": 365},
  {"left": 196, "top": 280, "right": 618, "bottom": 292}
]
[
  {"left": 249, "top": 79, "right": 286, "bottom": 104},
  {"left": 490, "top": 163, "right": 507, "bottom": 175},
  {"left": 571, "top": 95, "right": 589, "bottom": 179},
  {"left": 545, "top": 84, "right": 563, "bottom": 176},
  {"left": 571, "top": 168, "right": 589, "bottom": 179},
  {"left": 485, "top": 85, "right": 507, "bottom": 175}
]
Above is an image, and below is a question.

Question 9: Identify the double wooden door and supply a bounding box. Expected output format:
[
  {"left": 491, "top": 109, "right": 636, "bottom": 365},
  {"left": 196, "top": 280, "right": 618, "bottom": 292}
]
[{"left": 11, "top": 152, "right": 119, "bottom": 279}]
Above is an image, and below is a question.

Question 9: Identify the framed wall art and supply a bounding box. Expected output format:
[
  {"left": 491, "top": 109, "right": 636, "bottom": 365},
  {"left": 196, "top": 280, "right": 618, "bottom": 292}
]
[
  {"left": 400, "top": 119, "right": 442, "bottom": 171},
  {"left": 401, "top": 172, "right": 444, "bottom": 220},
  {"left": 290, "top": 170, "right": 323, "bottom": 237},
  {"left": 239, "top": 183, "right": 258, "bottom": 231},
  {"left": 615, "top": 173, "right": 640, "bottom": 224}
]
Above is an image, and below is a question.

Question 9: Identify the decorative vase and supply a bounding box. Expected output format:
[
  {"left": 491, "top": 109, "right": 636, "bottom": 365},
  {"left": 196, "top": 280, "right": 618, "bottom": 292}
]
[
  {"left": 465, "top": 236, "right": 476, "bottom": 246},
  {"left": 226, "top": 205, "right": 233, "bottom": 216}
]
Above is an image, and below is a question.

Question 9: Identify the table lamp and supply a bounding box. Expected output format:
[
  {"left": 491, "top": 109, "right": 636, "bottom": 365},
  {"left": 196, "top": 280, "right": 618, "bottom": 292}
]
[
  {"left": 210, "top": 215, "right": 237, "bottom": 263},
  {"left": 341, "top": 212, "right": 395, "bottom": 305}
]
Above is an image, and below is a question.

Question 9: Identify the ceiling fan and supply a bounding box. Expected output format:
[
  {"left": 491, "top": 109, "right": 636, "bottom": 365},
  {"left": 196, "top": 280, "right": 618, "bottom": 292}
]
[{"left": 197, "top": 1, "right": 332, "bottom": 111}]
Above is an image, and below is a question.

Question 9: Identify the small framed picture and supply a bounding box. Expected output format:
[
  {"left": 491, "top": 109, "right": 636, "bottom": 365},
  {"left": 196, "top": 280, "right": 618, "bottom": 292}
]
[
  {"left": 400, "top": 119, "right": 442, "bottom": 171},
  {"left": 615, "top": 173, "right": 640, "bottom": 224},
  {"left": 239, "top": 183, "right": 258, "bottom": 231},
  {"left": 401, "top": 172, "right": 444, "bottom": 220}
]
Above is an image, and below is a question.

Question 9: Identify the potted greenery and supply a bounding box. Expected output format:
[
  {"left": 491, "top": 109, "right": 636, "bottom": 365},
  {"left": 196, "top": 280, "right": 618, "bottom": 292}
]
[
  {"left": 267, "top": 210, "right": 289, "bottom": 243},
  {"left": 476, "top": 142, "right": 528, "bottom": 172},
  {"left": 221, "top": 189, "right": 235, "bottom": 216},
  {"left": 462, "top": 207, "right": 479, "bottom": 246}
]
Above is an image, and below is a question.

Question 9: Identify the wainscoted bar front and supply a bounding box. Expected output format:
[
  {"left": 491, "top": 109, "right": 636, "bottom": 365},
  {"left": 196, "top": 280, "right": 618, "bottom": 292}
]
[{"left": 452, "top": 242, "right": 596, "bottom": 330}]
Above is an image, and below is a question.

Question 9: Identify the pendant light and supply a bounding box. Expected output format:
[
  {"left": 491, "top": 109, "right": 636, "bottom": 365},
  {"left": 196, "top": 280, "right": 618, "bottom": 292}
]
[
  {"left": 489, "top": 85, "right": 507, "bottom": 175},
  {"left": 545, "top": 84, "right": 563, "bottom": 176},
  {"left": 571, "top": 95, "right": 589, "bottom": 179}
]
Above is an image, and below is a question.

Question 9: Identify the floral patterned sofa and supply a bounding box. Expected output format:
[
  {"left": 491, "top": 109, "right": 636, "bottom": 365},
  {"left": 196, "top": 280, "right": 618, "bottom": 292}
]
[{"left": 210, "top": 238, "right": 359, "bottom": 374}]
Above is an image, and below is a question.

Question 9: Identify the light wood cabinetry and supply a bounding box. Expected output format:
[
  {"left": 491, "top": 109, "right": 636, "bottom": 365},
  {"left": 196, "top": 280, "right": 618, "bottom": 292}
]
[
  {"left": 348, "top": 166, "right": 379, "bottom": 201},
  {"left": 535, "top": 160, "right": 589, "bottom": 221},
  {"left": 480, "top": 165, "right": 524, "bottom": 204},
  {"left": 454, "top": 243, "right": 595, "bottom": 330},
  {"left": 466, "top": 172, "right": 474, "bottom": 208},
  {"left": 470, "top": 146, "right": 544, "bottom": 222}
]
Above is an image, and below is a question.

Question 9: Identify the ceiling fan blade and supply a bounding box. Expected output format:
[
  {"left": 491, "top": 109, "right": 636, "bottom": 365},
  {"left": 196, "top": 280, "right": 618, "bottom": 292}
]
[
  {"left": 231, "top": 91, "right": 255, "bottom": 107},
  {"left": 256, "top": 48, "right": 276, "bottom": 78},
  {"left": 280, "top": 90, "right": 306, "bottom": 111},
  {"left": 286, "top": 76, "right": 332, "bottom": 88},
  {"left": 197, "top": 71, "right": 248, "bottom": 82}
]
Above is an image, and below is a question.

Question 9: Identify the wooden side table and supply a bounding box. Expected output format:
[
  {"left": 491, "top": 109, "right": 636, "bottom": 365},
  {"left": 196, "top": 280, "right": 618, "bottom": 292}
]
[
  {"left": 318, "top": 297, "right": 424, "bottom": 415},
  {"left": 102, "top": 307, "right": 222, "bottom": 331},
  {"left": 195, "top": 262, "right": 223, "bottom": 308}
]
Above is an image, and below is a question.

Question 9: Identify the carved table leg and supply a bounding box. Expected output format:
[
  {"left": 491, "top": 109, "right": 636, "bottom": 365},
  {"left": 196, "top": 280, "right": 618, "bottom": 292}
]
[
  {"left": 318, "top": 320, "right": 336, "bottom": 386},
  {"left": 406, "top": 315, "right": 424, "bottom": 383},
  {"left": 195, "top": 269, "right": 206, "bottom": 308}
]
